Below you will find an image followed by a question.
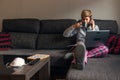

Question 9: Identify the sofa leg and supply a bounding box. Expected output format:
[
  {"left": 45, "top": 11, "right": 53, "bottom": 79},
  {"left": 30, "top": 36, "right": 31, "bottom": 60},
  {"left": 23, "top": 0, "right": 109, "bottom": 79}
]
[
  {"left": 50, "top": 76, "right": 56, "bottom": 80},
  {"left": 51, "top": 76, "right": 66, "bottom": 80}
]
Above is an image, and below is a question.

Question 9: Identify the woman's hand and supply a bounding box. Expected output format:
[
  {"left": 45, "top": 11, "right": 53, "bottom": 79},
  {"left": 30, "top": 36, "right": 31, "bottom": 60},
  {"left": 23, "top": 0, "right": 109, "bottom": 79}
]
[
  {"left": 72, "top": 22, "right": 82, "bottom": 28},
  {"left": 89, "top": 19, "right": 95, "bottom": 30}
]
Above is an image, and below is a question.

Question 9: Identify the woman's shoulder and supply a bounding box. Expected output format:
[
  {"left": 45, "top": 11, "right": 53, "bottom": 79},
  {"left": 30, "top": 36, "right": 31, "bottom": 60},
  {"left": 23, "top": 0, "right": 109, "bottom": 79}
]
[
  {"left": 87, "top": 25, "right": 99, "bottom": 31},
  {"left": 94, "top": 25, "right": 99, "bottom": 31}
]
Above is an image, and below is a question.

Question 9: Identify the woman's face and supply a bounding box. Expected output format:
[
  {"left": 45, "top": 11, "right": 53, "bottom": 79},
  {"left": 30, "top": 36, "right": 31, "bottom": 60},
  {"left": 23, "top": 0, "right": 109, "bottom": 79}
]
[{"left": 82, "top": 17, "right": 91, "bottom": 23}]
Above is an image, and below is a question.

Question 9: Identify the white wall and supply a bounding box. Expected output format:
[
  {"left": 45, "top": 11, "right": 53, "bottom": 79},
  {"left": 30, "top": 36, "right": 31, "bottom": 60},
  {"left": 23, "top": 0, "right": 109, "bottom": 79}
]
[{"left": 0, "top": 0, "right": 120, "bottom": 33}]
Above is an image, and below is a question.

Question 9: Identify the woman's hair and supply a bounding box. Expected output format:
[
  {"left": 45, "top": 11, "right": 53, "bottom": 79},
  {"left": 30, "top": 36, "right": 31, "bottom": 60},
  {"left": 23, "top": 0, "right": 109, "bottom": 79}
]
[{"left": 81, "top": 9, "right": 92, "bottom": 18}]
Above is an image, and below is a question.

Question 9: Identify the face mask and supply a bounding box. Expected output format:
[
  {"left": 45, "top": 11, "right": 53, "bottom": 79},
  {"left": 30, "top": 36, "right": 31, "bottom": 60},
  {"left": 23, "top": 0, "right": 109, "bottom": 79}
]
[{"left": 9, "top": 57, "right": 26, "bottom": 67}]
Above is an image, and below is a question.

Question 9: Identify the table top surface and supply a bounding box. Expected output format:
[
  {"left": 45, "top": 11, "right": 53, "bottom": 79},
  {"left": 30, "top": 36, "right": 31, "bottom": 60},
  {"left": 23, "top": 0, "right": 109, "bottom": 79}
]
[{"left": 0, "top": 54, "right": 50, "bottom": 76}]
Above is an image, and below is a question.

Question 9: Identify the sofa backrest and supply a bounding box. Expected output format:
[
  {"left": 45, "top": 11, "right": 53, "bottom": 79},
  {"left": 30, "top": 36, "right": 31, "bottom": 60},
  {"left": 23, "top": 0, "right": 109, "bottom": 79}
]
[
  {"left": 36, "top": 19, "right": 76, "bottom": 49},
  {"left": 2, "top": 19, "right": 40, "bottom": 49},
  {"left": 2, "top": 18, "right": 118, "bottom": 50},
  {"left": 95, "top": 19, "right": 118, "bottom": 34}
]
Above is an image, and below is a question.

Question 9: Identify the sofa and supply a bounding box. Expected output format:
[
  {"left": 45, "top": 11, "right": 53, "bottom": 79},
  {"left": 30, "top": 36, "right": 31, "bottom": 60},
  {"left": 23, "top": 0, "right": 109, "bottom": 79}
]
[
  {"left": 1, "top": 19, "right": 76, "bottom": 79},
  {"left": 0, "top": 18, "right": 119, "bottom": 79},
  {"left": 65, "top": 20, "right": 120, "bottom": 80}
]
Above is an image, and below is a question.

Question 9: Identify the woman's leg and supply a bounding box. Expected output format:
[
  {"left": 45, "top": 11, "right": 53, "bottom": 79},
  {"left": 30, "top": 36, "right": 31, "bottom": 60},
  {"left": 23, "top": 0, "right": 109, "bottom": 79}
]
[
  {"left": 72, "top": 50, "right": 88, "bottom": 64},
  {"left": 87, "top": 45, "right": 109, "bottom": 58},
  {"left": 71, "top": 54, "right": 76, "bottom": 64},
  {"left": 84, "top": 50, "right": 88, "bottom": 64},
  {"left": 74, "top": 42, "right": 86, "bottom": 70}
]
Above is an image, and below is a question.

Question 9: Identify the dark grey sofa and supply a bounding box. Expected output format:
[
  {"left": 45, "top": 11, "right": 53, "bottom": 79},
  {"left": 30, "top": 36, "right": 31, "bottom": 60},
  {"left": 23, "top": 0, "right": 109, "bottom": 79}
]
[
  {"left": 66, "top": 54, "right": 120, "bottom": 80},
  {"left": 66, "top": 20, "right": 120, "bottom": 80},
  {"left": 1, "top": 19, "right": 76, "bottom": 79},
  {"left": 0, "top": 18, "right": 119, "bottom": 80}
]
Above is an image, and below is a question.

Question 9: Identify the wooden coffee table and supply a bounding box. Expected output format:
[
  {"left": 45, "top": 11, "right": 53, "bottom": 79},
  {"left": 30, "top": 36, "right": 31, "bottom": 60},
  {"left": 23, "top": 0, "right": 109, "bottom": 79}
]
[{"left": 0, "top": 54, "right": 50, "bottom": 80}]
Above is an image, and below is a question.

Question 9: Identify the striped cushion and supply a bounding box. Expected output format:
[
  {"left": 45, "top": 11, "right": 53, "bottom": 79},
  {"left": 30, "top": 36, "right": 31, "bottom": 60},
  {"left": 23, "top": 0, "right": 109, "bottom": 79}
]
[{"left": 0, "top": 32, "right": 12, "bottom": 50}]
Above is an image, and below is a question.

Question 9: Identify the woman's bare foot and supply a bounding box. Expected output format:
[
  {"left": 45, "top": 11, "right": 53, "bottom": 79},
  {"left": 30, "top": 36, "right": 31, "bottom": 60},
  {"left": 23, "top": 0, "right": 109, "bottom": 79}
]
[{"left": 72, "top": 59, "right": 76, "bottom": 64}]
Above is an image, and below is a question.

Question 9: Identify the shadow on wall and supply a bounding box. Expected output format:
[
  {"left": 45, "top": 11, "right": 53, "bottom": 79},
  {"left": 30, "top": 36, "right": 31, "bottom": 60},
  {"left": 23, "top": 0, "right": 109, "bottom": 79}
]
[
  {"left": 0, "top": 0, "right": 105, "bottom": 31},
  {"left": 19, "top": 0, "right": 101, "bottom": 18},
  {"left": 115, "top": 0, "right": 120, "bottom": 17},
  {"left": 115, "top": 0, "right": 120, "bottom": 34}
]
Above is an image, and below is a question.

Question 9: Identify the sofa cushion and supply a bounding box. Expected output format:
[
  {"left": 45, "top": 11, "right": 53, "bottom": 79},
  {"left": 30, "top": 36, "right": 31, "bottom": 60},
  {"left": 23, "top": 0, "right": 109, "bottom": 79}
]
[
  {"left": 2, "top": 19, "right": 40, "bottom": 33},
  {"left": 37, "top": 34, "right": 76, "bottom": 49},
  {"left": 0, "top": 49, "right": 35, "bottom": 64},
  {"left": 0, "top": 49, "right": 35, "bottom": 55},
  {"left": 66, "top": 55, "right": 120, "bottom": 80},
  {"left": 30, "top": 50, "right": 73, "bottom": 76},
  {"left": 40, "top": 19, "right": 76, "bottom": 34},
  {"left": 10, "top": 32, "right": 38, "bottom": 49},
  {"left": 95, "top": 19, "right": 118, "bottom": 34},
  {"left": 31, "top": 49, "right": 72, "bottom": 66}
]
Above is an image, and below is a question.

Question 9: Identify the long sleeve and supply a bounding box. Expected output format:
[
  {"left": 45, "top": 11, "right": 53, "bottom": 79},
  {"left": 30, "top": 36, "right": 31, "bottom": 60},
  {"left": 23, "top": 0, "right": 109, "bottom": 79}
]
[
  {"left": 87, "top": 25, "right": 99, "bottom": 31},
  {"left": 63, "top": 25, "right": 77, "bottom": 37}
]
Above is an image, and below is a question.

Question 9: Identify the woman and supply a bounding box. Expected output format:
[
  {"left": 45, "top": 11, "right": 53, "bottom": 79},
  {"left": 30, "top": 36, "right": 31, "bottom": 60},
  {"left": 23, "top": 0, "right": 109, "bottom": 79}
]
[{"left": 63, "top": 9, "right": 99, "bottom": 70}]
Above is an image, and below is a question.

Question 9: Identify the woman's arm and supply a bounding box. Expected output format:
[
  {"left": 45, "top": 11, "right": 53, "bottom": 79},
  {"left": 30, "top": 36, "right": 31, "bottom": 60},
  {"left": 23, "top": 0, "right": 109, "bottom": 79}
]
[
  {"left": 63, "top": 22, "right": 82, "bottom": 37},
  {"left": 63, "top": 25, "right": 76, "bottom": 37},
  {"left": 87, "top": 19, "right": 99, "bottom": 31}
]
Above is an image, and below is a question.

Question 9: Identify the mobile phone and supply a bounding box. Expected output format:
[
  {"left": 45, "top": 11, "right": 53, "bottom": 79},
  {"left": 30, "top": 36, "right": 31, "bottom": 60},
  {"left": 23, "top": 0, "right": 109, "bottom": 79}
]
[{"left": 88, "top": 16, "right": 92, "bottom": 26}]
